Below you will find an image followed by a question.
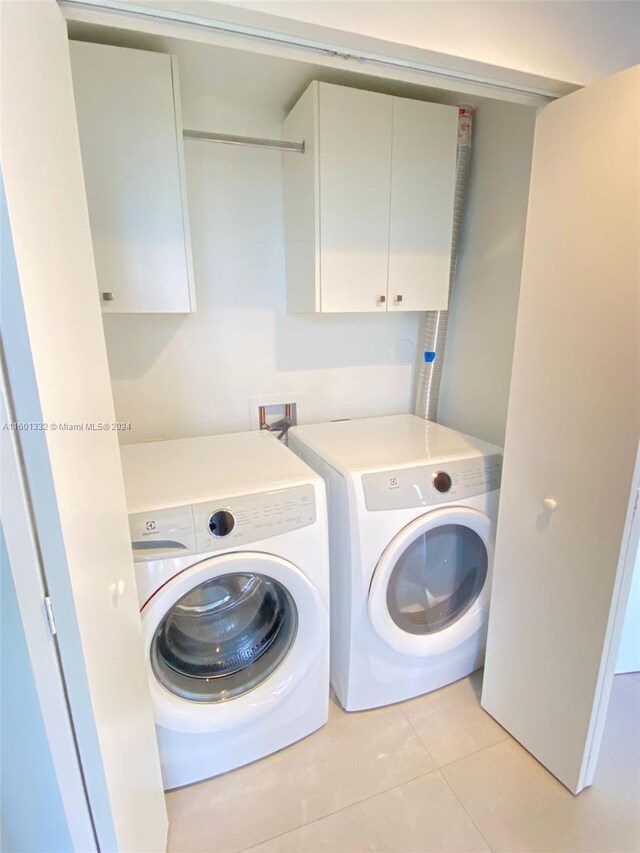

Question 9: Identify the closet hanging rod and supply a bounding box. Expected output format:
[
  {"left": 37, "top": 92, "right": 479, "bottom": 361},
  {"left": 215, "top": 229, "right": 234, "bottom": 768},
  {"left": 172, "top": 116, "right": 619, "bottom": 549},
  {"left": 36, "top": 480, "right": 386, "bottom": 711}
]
[{"left": 183, "top": 130, "right": 305, "bottom": 154}]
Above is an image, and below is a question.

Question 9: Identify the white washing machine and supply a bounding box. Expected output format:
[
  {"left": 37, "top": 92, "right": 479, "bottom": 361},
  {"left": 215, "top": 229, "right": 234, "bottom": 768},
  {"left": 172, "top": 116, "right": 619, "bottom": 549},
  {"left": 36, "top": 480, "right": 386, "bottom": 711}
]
[
  {"left": 120, "top": 430, "right": 330, "bottom": 789},
  {"left": 288, "top": 414, "right": 501, "bottom": 711}
]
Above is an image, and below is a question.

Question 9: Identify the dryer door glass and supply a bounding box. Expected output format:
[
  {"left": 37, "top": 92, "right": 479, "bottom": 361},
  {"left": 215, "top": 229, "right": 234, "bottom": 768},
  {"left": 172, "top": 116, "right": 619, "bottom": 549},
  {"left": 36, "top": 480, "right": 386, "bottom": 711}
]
[
  {"left": 151, "top": 573, "right": 298, "bottom": 702},
  {"left": 386, "top": 524, "right": 487, "bottom": 635}
]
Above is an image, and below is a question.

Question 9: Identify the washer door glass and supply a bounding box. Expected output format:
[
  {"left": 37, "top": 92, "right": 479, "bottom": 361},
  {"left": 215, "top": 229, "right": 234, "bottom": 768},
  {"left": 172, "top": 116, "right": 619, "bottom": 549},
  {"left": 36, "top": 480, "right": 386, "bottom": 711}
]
[
  {"left": 386, "top": 524, "right": 488, "bottom": 635},
  {"left": 151, "top": 573, "right": 298, "bottom": 702}
]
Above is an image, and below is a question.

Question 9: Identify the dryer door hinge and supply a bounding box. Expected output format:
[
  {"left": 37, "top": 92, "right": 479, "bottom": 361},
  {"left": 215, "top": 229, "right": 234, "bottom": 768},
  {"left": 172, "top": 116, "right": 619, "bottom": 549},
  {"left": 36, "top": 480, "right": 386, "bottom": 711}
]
[{"left": 44, "top": 596, "right": 57, "bottom": 636}]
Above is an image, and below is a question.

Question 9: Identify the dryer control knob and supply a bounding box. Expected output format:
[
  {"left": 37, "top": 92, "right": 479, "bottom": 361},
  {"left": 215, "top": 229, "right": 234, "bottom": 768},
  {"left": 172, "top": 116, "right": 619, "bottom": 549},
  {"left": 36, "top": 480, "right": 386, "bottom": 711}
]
[
  {"left": 208, "top": 510, "right": 235, "bottom": 537},
  {"left": 432, "top": 471, "right": 452, "bottom": 493}
]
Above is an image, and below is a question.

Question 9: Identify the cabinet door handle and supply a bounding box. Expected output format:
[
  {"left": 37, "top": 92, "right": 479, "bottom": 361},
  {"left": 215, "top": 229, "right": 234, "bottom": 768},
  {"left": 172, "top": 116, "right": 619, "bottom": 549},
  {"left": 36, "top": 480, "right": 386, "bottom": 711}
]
[
  {"left": 377, "top": 295, "right": 386, "bottom": 304},
  {"left": 102, "top": 292, "right": 114, "bottom": 302},
  {"left": 394, "top": 294, "right": 403, "bottom": 303}
]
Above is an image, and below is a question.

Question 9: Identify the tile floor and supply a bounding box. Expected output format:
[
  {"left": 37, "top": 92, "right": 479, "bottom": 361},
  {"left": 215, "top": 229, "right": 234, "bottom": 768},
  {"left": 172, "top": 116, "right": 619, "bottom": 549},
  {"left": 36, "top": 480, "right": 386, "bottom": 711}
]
[{"left": 166, "top": 671, "right": 640, "bottom": 853}]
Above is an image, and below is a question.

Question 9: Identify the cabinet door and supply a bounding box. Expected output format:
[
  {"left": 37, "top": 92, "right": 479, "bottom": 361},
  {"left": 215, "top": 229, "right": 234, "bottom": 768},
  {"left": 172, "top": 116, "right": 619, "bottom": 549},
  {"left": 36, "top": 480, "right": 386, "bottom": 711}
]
[
  {"left": 482, "top": 65, "right": 640, "bottom": 794},
  {"left": 70, "top": 42, "right": 195, "bottom": 313},
  {"left": 318, "top": 84, "right": 392, "bottom": 313},
  {"left": 388, "top": 98, "right": 457, "bottom": 311}
]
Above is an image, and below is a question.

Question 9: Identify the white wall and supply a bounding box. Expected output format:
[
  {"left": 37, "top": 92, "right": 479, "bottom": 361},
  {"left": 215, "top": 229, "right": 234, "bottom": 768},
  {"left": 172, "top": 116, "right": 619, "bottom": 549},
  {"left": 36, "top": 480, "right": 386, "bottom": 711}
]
[
  {"left": 105, "top": 92, "right": 536, "bottom": 447},
  {"left": 438, "top": 99, "right": 535, "bottom": 448},
  {"left": 105, "top": 95, "right": 419, "bottom": 442},
  {"left": 220, "top": 0, "right": 640, "bottom": 85}
]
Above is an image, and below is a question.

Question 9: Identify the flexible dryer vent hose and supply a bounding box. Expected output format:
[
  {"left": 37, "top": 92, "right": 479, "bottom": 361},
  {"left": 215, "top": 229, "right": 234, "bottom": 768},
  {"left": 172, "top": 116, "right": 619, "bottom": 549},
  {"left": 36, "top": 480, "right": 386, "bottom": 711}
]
[{"left": 413, "top": 108, "right": 474, "bottom": 421}]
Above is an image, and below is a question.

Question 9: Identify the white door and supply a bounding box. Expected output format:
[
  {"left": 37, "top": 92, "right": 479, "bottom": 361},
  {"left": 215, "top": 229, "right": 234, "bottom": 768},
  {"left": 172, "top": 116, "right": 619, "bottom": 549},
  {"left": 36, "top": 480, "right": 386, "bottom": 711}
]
[
  {"left": 482, "top": 65, "right": 640, "bottom": 794},
  {"left": 141, "top": 551, "right": 327, "bottom": 730},
  {"left": 369, "top": 508, "right": 492, "bottom": 656},
  {"left": 1, "top": 1, "right": 167, "bottom": 848}
]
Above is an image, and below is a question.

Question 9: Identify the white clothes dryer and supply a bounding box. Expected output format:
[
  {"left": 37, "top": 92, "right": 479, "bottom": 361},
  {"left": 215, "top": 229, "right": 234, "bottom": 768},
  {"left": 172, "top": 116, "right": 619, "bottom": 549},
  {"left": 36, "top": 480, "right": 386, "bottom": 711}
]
[
  {"left": 121, "top": 431, "right": 330, "bottom": 789},
  {"left": 288, "top": 414, "right": 501, "bottom": 711}
]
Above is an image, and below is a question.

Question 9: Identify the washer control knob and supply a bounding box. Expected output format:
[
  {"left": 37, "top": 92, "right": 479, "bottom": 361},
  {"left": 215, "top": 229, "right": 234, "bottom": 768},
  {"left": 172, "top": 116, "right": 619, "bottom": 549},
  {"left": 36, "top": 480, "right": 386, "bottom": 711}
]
[
  {"left": 208, "top": 510, "right": 235, "bottom": 537},
  {"left": 432, "top": 470, "right": 452, "bottom": 493}
]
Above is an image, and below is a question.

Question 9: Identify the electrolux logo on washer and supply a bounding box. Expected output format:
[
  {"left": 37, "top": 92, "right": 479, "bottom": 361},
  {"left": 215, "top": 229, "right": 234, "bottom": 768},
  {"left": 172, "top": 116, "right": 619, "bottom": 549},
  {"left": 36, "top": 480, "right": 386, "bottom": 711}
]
[
  {"left": 364, "top": 454, "right": 502, "bottom": 511},
  {"left": 129, "top": 504, "right": 197, "bottom": 560}
]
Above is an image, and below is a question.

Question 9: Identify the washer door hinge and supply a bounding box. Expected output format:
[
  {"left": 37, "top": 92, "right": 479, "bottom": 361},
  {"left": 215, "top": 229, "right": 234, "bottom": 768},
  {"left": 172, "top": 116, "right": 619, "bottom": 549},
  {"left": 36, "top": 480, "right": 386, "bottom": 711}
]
[{"left": 44, "top": 596, "right": 57, "bottom": 636}]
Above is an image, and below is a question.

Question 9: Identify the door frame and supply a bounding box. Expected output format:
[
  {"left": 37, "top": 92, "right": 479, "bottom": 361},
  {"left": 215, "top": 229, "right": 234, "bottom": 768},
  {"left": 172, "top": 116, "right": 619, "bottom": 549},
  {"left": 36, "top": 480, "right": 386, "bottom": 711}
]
[
  {"left": 59, "top": 0, "right": 576, "bottom": 107},
  {"left": 582, "top": 444, "right": 640, "bottom": 785},
  {"left": 1, "top": 345, "right": 97, "bottom": 852}
]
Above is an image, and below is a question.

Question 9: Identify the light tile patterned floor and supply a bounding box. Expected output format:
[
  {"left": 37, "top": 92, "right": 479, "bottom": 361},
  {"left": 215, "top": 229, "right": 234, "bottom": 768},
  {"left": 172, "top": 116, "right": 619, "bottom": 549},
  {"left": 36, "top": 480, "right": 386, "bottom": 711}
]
[{"left": 166, "top": 671, "right": 640, "bottom": 853}]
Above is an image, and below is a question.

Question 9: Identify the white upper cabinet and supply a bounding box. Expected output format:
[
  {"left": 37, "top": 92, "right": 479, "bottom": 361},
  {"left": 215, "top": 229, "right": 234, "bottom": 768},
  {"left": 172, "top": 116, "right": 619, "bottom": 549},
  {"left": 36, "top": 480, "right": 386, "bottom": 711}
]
[
  {"left": 282, "top": 82, "right": 458, "bottom": 314},
  {"left": 69, "top": 42, "right": 196, "bottom": 313}
]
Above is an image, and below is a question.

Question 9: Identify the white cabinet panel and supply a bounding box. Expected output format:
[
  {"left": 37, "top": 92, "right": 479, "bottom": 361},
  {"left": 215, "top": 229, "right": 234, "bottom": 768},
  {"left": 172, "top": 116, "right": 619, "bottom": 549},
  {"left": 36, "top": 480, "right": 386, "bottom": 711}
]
[
  {"left": 283, "top": 82, "right": 457, "bottom": 314},
  {"left": 70, "top": 41, "right": 195, "bottom": 313},
  {"left": 482, "top": 65, "right": 640, "bottom": 794},
  {"left": 388, "top": 98, "right": 457, "bottom": 312},
  {"left": 318, "top": 83, "right": 393, "bottom": 313},
  {"left": 282, "top": 81, "right": 320, "bottom": 313}
]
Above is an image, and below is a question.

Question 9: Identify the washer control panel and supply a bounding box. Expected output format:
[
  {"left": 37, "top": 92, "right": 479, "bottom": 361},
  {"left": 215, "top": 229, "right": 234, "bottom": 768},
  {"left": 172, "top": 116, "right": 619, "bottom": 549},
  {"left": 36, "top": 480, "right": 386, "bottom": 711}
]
[
  {"left": 129, "top": 484, "right": 316, "bottom": 561},
  {"left": 362, "top": 454, "right": 502, "bottom": 511},
  {"left": 192, "top": 484, "right": 316, "bottom": 553}
]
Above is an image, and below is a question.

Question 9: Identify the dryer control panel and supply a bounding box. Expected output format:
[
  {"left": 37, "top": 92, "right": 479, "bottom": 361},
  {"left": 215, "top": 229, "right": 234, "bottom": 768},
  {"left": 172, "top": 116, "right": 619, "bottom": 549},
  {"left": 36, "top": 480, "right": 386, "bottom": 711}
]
[
  {"left": 129, "top": 484, "right": 316, "bottom": 561},
  {"left": 362, "top": 454, "right": 502, "bottom": 511}
]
